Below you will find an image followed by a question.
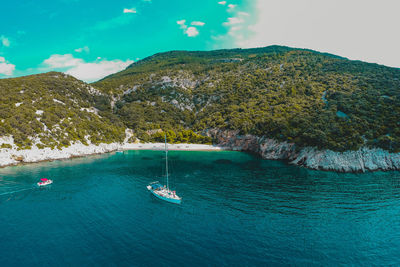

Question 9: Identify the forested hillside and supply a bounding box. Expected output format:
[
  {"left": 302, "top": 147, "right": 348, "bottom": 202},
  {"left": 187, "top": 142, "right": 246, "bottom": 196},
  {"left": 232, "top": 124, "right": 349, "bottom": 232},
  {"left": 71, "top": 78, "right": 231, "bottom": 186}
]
[
  {"left": 1, "top": 46, "right": 399, "bottom": 152},
  {"left": 0, "top": 72, "right": 125, "bottom": 149},
  {"left": 94, "top": 46, "right": 400, "bottom": 152}
]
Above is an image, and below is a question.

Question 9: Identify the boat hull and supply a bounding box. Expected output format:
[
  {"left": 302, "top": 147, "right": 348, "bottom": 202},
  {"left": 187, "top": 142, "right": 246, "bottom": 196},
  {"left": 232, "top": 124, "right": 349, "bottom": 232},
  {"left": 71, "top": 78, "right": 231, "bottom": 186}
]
[
  {"left": 150, "top": 189, "right": 182, "bottom": 204},
  {"left": 37, "top": 180, "right": 53, "bottom": 187}
]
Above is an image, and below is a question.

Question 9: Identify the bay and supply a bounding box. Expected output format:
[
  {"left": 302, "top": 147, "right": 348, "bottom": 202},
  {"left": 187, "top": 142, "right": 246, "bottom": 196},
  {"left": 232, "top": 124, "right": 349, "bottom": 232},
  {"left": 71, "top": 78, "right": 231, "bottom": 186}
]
[{"left": 1, "top": 150, "right": 400, "bottom": 266}]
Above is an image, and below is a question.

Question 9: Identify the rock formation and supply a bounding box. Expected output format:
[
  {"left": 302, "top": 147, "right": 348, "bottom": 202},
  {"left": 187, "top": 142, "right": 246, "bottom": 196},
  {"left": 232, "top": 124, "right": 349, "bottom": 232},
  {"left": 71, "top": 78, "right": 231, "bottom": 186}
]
[{"left": 208, "top": 129, "right": 400, "bottom": 172}]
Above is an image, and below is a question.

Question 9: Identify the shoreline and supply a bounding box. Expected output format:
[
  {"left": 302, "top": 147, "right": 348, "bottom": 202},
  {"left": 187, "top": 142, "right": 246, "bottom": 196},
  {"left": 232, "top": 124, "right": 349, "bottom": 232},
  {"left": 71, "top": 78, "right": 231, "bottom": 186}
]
[
  {"left": 2, "top": 138, "right": 400, "bottom": 173},
  {"left": 0, "top": 142, "right": 226, "bottom": 168},
  {"left": 208, "top": 129, "right": 400, "bottom": 173},
  {"left": 121, "top": 143, "right": 225, "bottom": 151}
]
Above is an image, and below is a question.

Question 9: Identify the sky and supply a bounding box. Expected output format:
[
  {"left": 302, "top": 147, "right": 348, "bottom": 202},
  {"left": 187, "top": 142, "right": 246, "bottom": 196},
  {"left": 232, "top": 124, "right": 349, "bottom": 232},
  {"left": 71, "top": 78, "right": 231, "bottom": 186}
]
[{"left": 0, "top": 0, "right": 399, "bottom": 82}]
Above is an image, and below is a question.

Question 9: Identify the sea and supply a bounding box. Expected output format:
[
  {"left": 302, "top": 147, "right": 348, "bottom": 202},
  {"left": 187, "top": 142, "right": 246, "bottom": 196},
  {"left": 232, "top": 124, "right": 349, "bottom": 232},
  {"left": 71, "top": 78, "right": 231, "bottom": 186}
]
[{"left": 1, "top": 150, "right": 400, "bottom": 266}]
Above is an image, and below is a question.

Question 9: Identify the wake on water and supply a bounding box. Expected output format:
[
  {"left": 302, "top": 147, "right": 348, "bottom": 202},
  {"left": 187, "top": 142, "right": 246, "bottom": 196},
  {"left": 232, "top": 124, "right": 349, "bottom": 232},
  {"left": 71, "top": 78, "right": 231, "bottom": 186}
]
[
  {"left": 0, "top": 187, "right": 35, "bottom": 196},
  {"left": 0, "top": 180, "right": 46, "bottom": 197}
]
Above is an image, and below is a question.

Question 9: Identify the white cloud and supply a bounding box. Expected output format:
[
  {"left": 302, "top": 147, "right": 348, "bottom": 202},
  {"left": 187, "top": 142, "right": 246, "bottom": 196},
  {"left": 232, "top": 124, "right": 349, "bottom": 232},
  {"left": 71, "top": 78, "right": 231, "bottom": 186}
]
[
  {"left": 226, "top": 25, "right": 245, "bottom": 40},
  {"left": 213, "top": 6, "right": 252, "bottom": 49},
  {"left": 74, "top": 46, "right": 90, "bottom": 53},
  {"left": 235, "top": 0, "right": 400, "bottom": 68},
  {"left": 66, "top": 59, "right": 134, "bottom": 82},
  {"left": 0, "top": 56, "right": 15, "bottom": 76},
  {"left": 123, "top": 8, "right": 137, "bottom": 13},
  {"left": 227, "top": 4, "right": 237, "bottom": 10},
  {"left": 0, "top": 35, "right": 10, "bottom": 47},
  {"left": 191, "top": 21, "right": 205, "bottom": 26},
  {"left": 229, "top": 26, "right": 242, "bottom": 33},
  {"left": 223, "top": 17, "right": 244, "bottom": 26},
  {"left": 218, "top": 1, "right": 226, "bottom": 5},
  {"left": 177, "top": 19, "right": 187, "bottom": 29},
  {"left": 237, "top": 11, "right": 249, "bottom": 16},
  {"left": 177, "top": 20, "right": 202, "bottom": 37},
  {"left": 42, "top": 54, "right": 133, "bottom": 82},
  {"left": 185, "top": 27, "right": 199, "bottom": 37},
  {"left": 44, "top": 54, "right": 82, "bottom": 68}
]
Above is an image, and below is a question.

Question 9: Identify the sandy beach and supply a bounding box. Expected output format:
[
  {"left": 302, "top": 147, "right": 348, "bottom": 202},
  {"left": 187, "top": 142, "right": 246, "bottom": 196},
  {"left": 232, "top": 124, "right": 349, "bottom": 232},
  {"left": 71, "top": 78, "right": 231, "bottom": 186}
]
[{"left": 121, "top": 142, "right": 223, "bottom": 151}]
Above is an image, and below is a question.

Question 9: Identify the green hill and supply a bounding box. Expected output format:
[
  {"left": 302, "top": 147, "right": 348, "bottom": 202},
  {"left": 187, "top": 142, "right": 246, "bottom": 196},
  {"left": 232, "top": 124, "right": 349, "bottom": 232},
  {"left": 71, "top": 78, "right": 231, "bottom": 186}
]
[
  {"left": 1, "top": 46, "right": 399, "bottom": 152},
  {"left": 94, "top": 46, "right": 400, "bottom": 152},
  {"left": 0, "top": 72, "right": 125, "bottom": 149}
]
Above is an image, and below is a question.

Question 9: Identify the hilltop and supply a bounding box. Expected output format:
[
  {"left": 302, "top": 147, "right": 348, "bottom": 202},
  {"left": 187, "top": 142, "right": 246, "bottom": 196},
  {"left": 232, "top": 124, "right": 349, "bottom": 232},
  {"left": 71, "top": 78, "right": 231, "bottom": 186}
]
[
  {"left": 0, "top": 72, "right": 125, "bottom": 149},
  {"left": 94, "top": 45, "right": 400, "bottom": 153}
]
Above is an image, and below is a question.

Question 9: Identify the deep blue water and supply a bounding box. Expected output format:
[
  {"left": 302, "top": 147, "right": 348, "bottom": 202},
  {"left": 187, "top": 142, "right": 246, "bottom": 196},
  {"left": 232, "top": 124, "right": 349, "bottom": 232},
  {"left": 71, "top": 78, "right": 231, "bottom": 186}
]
[{"left": 1, "top": 150, "right": 400, "bottom": 266}]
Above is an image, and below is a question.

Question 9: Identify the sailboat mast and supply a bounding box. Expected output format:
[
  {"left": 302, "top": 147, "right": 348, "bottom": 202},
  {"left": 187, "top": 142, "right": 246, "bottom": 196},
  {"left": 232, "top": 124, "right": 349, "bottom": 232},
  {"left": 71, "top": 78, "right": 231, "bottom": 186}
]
[{"left": 165, "top": 134, "right": 169, "bottom": 190}]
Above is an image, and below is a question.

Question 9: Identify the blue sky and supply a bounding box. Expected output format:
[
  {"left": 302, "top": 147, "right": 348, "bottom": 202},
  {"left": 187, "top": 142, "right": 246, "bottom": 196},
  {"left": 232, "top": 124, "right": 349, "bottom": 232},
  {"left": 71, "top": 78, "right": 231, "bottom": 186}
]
[
  {"left": 0, "top": 0, "right": 254, "bottom": 81},
  {"left": 0, "top": 0, "right": 399, "bottom": 82}
]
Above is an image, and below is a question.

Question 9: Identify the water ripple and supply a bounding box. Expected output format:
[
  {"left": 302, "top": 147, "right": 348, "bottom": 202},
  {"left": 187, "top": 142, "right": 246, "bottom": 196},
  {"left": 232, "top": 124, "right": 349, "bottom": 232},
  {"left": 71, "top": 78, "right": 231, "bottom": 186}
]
[{"left": 1, "top": 150, "right": 400, "bottom": 266}]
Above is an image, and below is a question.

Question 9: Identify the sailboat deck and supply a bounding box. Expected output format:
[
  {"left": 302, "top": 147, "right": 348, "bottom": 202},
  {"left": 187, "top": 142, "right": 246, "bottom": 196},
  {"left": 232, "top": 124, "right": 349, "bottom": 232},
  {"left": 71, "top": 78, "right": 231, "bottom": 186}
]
[{"left": 153, "top": 188, "right": 181, "bottom": 200}]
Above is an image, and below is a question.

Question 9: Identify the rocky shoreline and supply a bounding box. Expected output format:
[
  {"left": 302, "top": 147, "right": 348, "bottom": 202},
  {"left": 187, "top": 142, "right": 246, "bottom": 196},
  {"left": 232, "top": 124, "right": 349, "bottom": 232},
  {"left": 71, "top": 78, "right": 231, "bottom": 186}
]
[
  {"left": 209, "top": 130, "right": 400, "bottom": 172},
  {"left": 0, "top": 142, "right": 224, "bottom": 168},
  {"left": 2, "top": 131, "right": 400, "bottom": 172},
  {"left": 0, "top": 142, "right": 120, "bottom": 168}
]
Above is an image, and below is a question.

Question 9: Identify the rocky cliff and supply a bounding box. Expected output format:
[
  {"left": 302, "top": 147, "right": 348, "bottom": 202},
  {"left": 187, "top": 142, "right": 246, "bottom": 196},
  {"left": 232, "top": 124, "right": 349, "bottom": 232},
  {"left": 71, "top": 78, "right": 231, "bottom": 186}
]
[{"left": 208, "top": 130, "right": 400, "bottom": 172}]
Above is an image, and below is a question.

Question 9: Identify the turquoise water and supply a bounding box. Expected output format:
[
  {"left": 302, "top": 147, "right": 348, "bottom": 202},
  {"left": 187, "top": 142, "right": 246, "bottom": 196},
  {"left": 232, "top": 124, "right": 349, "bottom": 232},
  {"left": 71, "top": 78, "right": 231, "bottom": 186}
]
[{"left": 1, "top": 150, "right": 400, "bottom": 266}]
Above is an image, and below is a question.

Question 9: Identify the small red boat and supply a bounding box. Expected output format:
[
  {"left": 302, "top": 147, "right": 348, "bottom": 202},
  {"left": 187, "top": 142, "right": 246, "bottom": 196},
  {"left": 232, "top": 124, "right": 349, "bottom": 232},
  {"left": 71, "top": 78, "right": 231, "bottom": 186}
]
[{"left": 37, "top": 178, "right": 53, "bottom": 187}]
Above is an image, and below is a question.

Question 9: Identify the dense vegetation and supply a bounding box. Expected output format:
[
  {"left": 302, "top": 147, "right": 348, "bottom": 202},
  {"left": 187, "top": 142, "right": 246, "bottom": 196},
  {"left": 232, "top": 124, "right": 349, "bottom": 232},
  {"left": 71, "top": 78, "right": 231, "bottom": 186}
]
[
  {"left": 0, "top": 72, "right": 125, "bottom": 149},
  {"left": 1, "top": 46, "right": 399, "bottom": 151},
  {"left": 95, "top": 46, "right": 400, "bottom": 152}
]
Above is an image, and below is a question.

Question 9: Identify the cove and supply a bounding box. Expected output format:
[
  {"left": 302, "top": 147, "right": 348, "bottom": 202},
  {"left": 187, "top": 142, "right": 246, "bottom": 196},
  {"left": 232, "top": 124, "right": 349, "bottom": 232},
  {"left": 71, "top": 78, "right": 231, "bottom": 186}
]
[{"left": 1, "top": 150, "right": 400, "bottom": 266}]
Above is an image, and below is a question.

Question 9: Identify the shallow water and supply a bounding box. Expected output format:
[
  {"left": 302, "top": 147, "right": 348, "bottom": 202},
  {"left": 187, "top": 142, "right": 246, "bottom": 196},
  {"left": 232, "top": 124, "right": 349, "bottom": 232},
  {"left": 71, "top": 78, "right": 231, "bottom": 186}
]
[{"left": 1, "top": 150, "right": 400, "bottom": 266}]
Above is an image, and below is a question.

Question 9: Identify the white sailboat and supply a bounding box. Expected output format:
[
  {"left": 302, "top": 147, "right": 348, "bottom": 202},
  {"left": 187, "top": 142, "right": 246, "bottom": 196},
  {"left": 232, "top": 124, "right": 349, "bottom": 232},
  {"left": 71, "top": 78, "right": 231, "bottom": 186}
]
[{"left": 147, "top": 134, "right": 182, "bottom": 204}]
